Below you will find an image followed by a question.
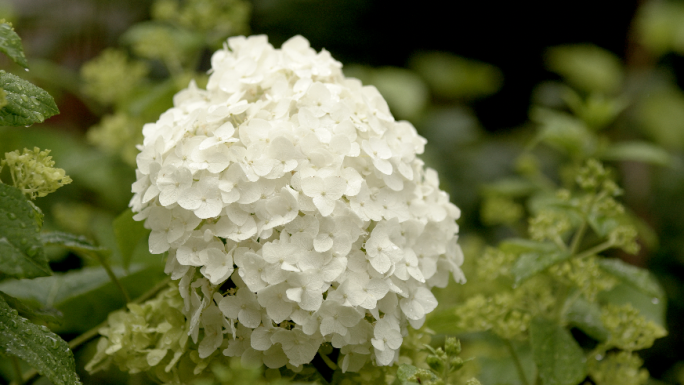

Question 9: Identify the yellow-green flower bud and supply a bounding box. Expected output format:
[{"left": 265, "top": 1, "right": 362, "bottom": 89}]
[
  {"left": 426, "top": 354, "right": 445, "bottom": 373},
  {"left": 1, "top": 147, "right": 72, "bottom": 199},
  {"left": 601, "top": 303, "right": 667, "bottom": 351},
  {"left": 444, "top": 337, "right": 461, "bottom": 356},
  {"left": 81, "top": 49, "right": 148, "bottom": 106},
  {"left": 449, "top": 356, "right": 464, "bottom": 371}
]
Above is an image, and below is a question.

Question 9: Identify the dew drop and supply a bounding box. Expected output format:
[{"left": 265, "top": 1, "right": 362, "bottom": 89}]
[
  {"left": 651, "top": 298, "right": 659, "bottom": 304},
  {"left": 26, "top": 246, "right": 38, "bottom": 257},
  {"left": 20, "top": 94, "right": 29, "bottom": 102},
  {"left": 7, "top": 212, "right": 16, "bottom": 220},
  {"left": 24, "top": 68, "right": 29, "bottom": 72},
  {"left": 34, "top": 112, "right": 44, "bottom": 122},
  {"left": 20, "top": 238, "right": 28, "bottom": 245}
]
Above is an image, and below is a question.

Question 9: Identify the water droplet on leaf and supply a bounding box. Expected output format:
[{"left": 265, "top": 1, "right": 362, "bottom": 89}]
[{"left": 7, "top": 212, "right": 16, "bottom": 220}]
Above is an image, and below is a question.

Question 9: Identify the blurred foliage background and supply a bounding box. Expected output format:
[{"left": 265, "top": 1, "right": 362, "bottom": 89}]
[{"left": 2, "top": 0, "right": 684, "bottom": 384}]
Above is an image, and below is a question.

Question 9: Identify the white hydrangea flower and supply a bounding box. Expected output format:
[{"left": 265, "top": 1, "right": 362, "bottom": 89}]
[{"left": 131, "top": 34, "right": 464, "bottom": 371}]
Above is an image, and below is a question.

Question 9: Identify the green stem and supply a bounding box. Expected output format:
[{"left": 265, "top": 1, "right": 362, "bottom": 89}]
[
  {"left": 318, "top": 351, "right": 338, "bottom": 371},
  {"left": 569, "top": 221, "right": 587, "bottom": 255},
  {"left": 90, "top": 251, "right": 131, "bottom": 303},
  {"left": 575, "top": 240, "right": 613, "bottom": 260},
  {"left": 11, "top": 357, "right": 23, "bottom": 385},
  {"left": 505, "top": 339, "right": 530, "bottom": 385}
]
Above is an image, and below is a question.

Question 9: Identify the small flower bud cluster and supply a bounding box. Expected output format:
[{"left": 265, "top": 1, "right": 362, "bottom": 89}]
[
  {"left": 86, "top": 285, "right": 225, "bottom": 383},
  {"left": 131, "top": 35, "right": 464, "bottom": 370},
  {"left": 1, "top": 147, "right": 72, "bottom": 199}
]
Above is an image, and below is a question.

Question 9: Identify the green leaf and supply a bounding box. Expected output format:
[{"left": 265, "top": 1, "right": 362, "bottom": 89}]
[
  {"left": 545, "top": 44, "right": 623, "bottom": 94},
  {"left": 598, "top": 283, "right": 666, "bottom": 326},
  {"left": 0, "top": 295, "right": 81, "bottom": 385},
  {"left": 597, "top": 258, "right": 665, "bottom": 299},
  {"left": 482, "top": 178, "right": 537, "bottom": 197},
  {"left": 601, "top": 141, "right": 672, "bottom": 166},
  {"left": 511, "top": 250, "right": 572, "bottom": 287},
  {"left": 0, "top": 183, "right": 51, "bottom": 279},
  {"left": 0, "top": 70, "right": 59, "bottom": 126},
  {"left": 499, "top": 239, "right": 559, "bottom": 254},
  {"left": 0, "top": 291, "right": 61, "bottom": 325},
  {"left": 0, "top": 22, "right": 28, "bottom": 68},
  {"left": 531, "top": 108, "right": 597, "bottom": 157},
  {"left": 395, "top": 364, "right": 422, "bottom": 385},
  {"left": 586, "top": 212, "right": 620, "bottom": 238},
  {"left": 41, "top": 231, "right": 109, "bottom": 259},
  {"left": 426, "top": 305, "right": 460, "bottom": 334},
  {"left": 113, "top": 208, "right": 149, "bottom": 269},
  {"left": 529, "top": 318, "right": 586, "bottom": 385},
  {"left": 409, "top": 51, "right": 503, "bottom": 100},
  {"left": 563, "top": 296, "right": 609, "bottom": 342},
  {"left": 475, "top": 337, "right": 536, "bottom": 385},
  {"left": 0, "top": 264, "right": 166, "bottom": 333}
]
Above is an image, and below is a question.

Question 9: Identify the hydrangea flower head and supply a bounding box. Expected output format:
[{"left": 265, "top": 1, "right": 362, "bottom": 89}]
[{"left": 131, "top": 35, "right": 464, "bottom": 371}]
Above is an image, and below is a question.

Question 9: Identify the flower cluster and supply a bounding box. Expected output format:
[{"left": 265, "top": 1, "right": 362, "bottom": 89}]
[
  {"left": 131, "top": 35, "right": 464, "bottom": 371},
  {"left": 1, "top": 147, "right": 72, "bottom": 199}
]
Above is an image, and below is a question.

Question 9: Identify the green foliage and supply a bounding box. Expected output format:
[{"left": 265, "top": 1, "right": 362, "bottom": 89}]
[
  {"left": 597, "top": 258, "right": 664, "bottom": 299},
  {"left": 0, "top": 264, "right": 165, "bottom": 333},
  {"left": 0, "top": 183, "right": 51, "bottom": 279},
  {"left": 0, "top": 294, "right": 81, "bottom": 385},
  {"left": 528, "top": 318, "right": 585, "bottom": 385},
  {"left": 80, "top": 49, "right": 149, "bottom": 107},
  {"left": 113, "top": 208, "right": 149, "bottom": 270},
  {"left": 545, "top": 44, "right": 623, "bottom": 95},
  {"left": 151, "top": 0, "right": 251, "bottom": 47},
  {"left": 0, "top": 71, "right": 59, "bottom": 126},
  {"left": 409, "top": 52, "right": 503, "bottom": 100},
  {"left": 0, "top": 21, "right": 28, "bottom": 68}
]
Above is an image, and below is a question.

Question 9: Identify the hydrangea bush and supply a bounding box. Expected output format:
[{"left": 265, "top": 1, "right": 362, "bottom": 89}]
[{"left": 126, "top": 35, "right": 464, "bottom": 370}]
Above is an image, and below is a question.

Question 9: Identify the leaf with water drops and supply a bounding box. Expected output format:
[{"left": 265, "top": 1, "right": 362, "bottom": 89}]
[
  {"left": 0, "top": 295, "right": 81, "bottom": 385},
  {"left": 598, "top": 258, "right": 665, "bottom": 299},
  {"left": 41, "top": 231, "right": 110, "bottom": 259},
  {"left": 0, "top": 70, "right": 58, "bottom": 127},
  {"left": 0, "top": 22, "right": 28, "bottom": 68},
  {"left": 529, "top": 317, "right": 586, "bottom": 385},
  {"left": 0, "top": 291, "right": 62, "bottom": 325},
  {"left": 0, "top": 183, "right": 51, "bottom": 279}
]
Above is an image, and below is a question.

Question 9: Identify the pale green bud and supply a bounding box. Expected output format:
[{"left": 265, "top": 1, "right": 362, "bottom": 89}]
[
  {"left": 588, "top": 351, "right": 649, "bottom": 385},
  {"left": 444, "top": 337, "right": 461, "bottom": 356},
  {"left": 426, "top": 354, "right": 445, "bottom": 373},
  {"left": 528, "top": 209, "right": 572, "bottom": 242},
  {"left": 481, "top": 195, "right": 524, "bottom": 226},
  {"left": 601, "top": 303, "right": 667, "bottom": 351},
  {"left": 81, "top": 49, "right": 148, "bottom": 106},
  {"left": 609, "top": 225, "right": 639, "bottom": 255},
  {"left": 1, "top": 147, "right": 72, "bottom": 199},
  {"left": 87, "top": 112, "right": 143, "bottom": 166}
]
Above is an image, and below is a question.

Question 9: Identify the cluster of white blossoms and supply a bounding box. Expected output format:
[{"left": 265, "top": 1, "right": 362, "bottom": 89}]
[{"left": 131, "top": 35, "right": 464, "bottom": 371}]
